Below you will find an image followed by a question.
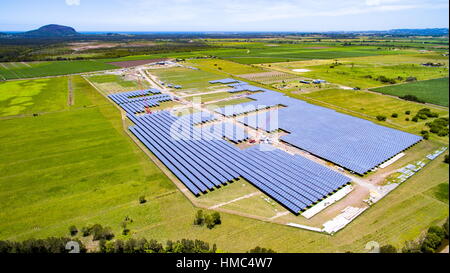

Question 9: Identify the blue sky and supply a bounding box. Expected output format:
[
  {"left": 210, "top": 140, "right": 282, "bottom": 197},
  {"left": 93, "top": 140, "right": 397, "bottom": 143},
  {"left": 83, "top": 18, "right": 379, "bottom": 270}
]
[{"left": 1, "top": 0, "right": 448, "bottom": 32}]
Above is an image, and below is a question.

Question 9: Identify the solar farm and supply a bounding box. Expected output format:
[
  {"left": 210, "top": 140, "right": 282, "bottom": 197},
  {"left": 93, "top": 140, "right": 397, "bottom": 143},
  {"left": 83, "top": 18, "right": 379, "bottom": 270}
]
[
  {"left": 106, "top": 68, "right": 427, "bottom": 223},
  {"left": 0, "top": 35, "right": 448, "bottom": 253}
]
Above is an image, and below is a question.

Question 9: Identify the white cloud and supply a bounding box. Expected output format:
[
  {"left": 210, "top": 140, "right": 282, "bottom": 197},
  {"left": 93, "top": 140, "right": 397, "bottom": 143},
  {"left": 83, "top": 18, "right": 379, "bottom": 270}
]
[{"left": 65, "top": 0, "right": 80, "bottom": 6}]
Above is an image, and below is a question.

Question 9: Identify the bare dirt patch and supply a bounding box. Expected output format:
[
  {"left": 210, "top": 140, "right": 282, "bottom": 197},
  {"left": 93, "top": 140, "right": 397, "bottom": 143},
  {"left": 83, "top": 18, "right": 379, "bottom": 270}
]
[{"left": 69, "top": 42, "right": 118, "bottom": 52}]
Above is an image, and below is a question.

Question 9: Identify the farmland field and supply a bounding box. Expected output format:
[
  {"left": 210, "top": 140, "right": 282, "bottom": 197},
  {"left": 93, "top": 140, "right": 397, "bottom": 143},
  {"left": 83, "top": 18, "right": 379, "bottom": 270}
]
[
  {"left": 0, "top": 77, "right": 69, "bottom": 117},
  {"left": 86, "top": 74, "right": 151, "bottom": 95},
  {"left": 187, "top": 58, "right": 266, "bottom": 75},
  {"left": 371, "top": 77, "right": 449, "bottom": 107},
  {"left": 0, "top": 60, "right": 116, "bottom": 80},
  {"left": 206, "top": 42, "right": 415, "bottom": 64},
  {"left": 150, "top": 66, "right": 225, "bottom": 93},
  {"left": 267, "top": 53, "right": 449, "bottom": 88}
]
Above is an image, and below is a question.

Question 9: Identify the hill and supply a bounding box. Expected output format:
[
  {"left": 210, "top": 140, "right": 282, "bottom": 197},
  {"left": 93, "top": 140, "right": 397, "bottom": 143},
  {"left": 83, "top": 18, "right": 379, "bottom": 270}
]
[{"left": 20, "top": 24, "right": 80, "bottom": 37}]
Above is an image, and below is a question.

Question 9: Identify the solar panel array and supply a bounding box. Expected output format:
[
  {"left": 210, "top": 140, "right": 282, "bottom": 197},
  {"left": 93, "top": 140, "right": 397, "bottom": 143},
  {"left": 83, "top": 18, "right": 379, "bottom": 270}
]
[
  {"left": 215, "top": 103, "right": 277, "bottom": 117},
  {"left": 125, "top": 110, "right": 350, "bottom": 213},
  {"left": 228, "top": 83, "right": 270, "bottom": 93},
  {"left": 186, "top": 111, "right": 217, "bottom": 125},
  {"left": 237, "top": 110, "right": 280, "bottom": 132},
  {"left": 209, "top": 79, "right": 422, "bottom": 174},
  {"left": 202, "top": 122, "right": 249, "bottom": 143},
  {"left": 108, "top": 88, "right": 172, "bottom": 114},
  {"left": 209, "top": 78, "right": 242, "bottom": 84}
]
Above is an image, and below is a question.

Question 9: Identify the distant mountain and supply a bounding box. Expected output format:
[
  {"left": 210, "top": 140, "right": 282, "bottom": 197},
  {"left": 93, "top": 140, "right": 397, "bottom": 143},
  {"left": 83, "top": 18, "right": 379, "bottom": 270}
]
[{"left": 19, "top": 24, "right": 80, "bottom": 37}]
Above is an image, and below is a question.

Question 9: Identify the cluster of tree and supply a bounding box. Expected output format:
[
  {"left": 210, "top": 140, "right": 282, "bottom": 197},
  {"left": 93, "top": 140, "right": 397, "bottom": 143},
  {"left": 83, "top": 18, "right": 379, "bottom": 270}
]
[
  {"left": 247, "top": 246, "right": 277, "bottom": 253},
  {"left": 402, "top": 218, "right": 449, "bottom": 253},
  {"left": 425, "top": 117, "right": 449, "bottom": 137},
  {"left": 99, "top": 238, "right": 217, "bottom": 253},
  {"left": 0, "top": 237, "right": 86, "bottom": 253},
  {"left": 375, "top": 75, "right": 397, "bottom": 84},
  {"left": 80, "top": 224, "right": 114, "bottom": 241},
  {"left": 400, "top": 94, "right": 425, "bottom": 104},
  {"left": 376, "top": 218, "right": 449, "bottom": 253},
  {"left": 410, "top": 108, "right": 439, "bottom": 123},
  {"left": 194, "top": 210, "right": 221, "bottom": 229}
]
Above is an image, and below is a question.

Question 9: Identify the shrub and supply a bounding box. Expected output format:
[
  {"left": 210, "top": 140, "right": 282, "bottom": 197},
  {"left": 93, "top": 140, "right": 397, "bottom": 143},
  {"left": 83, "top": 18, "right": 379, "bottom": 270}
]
[
  {"left": 400, "top": 95, "right": 425, "bottom": 103},
  {"left": 412, "top": 116, "right": 419, "bottom": 122},
  {"left": 405, "top": 118, "right": 409, "bottom": 121},
  {"left": 391, "top": 113, "right": 398, "bottom": 118},
  {"left": 81, "top": 226, "right": 91, "bottom": 237},
  {"left": 248, "top": 246, "right": 276, "bottom": 253},
  {"left": 211, "top": 212, "right": 221, "bottom": 225},
  {"left": 405, "top": 110, "right": 411, "bottom": 115},
  {"left": 428, "top": 226, "right": 446, "bottom": 240},
  {"left": 402, "top": 240, "right": 421, "bottom": 253},
  {"left": 194, "top": 210, "right": 205, "bottom": 226},
  {"left": 69, "top": 225, "right": 78, "bottom": 237},
  {"left": 205, "top": 214, "right": 214, "bottom": 229},
  {"left": 445, "top": 155, "right": 449, "bottom": 164},
  {"left": 421, "top": 233, "right": 442, "bottom": 253},
  {"left": 376, "top": 115, "right": 387, "bottom": 121},
  {"left": 139, "top": 196, "right": 146, "bottom": 204},
  {"left": 81, "top": 224, "right": 114, "bottom": 241},
  {"left": 379, "top": 244, "right": 397, "bottom": 253}
]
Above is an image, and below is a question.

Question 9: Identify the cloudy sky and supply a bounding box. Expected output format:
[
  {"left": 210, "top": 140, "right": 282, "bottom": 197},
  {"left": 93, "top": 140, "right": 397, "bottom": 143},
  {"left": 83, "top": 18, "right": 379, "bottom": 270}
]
[{"left": 1, "top": 0, "right": 448, "bottom": 31}]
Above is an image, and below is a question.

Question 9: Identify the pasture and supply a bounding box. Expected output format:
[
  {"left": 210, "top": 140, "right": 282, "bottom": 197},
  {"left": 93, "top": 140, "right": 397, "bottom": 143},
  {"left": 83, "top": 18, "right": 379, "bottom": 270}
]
[
  {"left": 187, "top": 59, "right": 265, "bottom": 75},
  {"left": 86, "top": 74, "right": 151, "bottom": 95},
  {"left": 206, "top": 41, "right": 414, "bottom": 64},
  {"left": 0, "top": 77, "right": 68, "bottom": 117},
  {"left": 150, "top": 66, "right": 225, "bottom": 94},
  {"left": 371, "top": 77, "right": 449, "bottom": 107},
  {"left": 0, "top": 60, "right": 116, "bottom": 80},
  {"left": 267, "top": 53, "right": 449, "bottom": 88}
]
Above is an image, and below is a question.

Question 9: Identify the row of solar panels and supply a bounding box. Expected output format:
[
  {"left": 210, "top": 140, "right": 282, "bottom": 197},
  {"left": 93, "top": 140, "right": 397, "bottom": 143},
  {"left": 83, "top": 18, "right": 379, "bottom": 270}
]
[
  {"left": 237, "top": 110, "right": 280, "bottom": 132},
  {"left": 115, "top": 95, "right": 172, "bottom": 114},
  {"left": 109, "top": 88, "right": 161, "bottom": 101},
  {"left": 203, "top": 122, "right": 249, "bottom": 143},
  {"left": 215, "top": 103, "right": 277, "bottom": 117},
  {"left": 182, "top": 111, "right": 217, "bottom": 125},
  {"left": 109, "top": 93, "right": 170, "bottom": 105},
  {"left": 209, "top": 78, "right": 243, "bottom": 84},
  {"left": 125, "top": 109, "right": 350, "bottom": 213}
]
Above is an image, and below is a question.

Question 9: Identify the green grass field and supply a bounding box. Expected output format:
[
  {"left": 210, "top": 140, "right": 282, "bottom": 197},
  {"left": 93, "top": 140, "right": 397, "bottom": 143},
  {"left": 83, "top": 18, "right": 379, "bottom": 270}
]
[
  {"left": 150, "top": 66, "right": 225, "bottom": 93},
  {"left": 0, "top": 76, "right": 448, "bottom": 252},
  {"left": 0, "top": 60, "right": 116, "bottom": 80},
  {"left": 371, "top": 77, "right": 449, "bottom": 107},
  {"left": 188, "top": 59, "right": 265, "bottom": 75},
  {"left": 0, "top": 77, "right": 69, "bottom": 117},
  {"left": 86, "top": 74, "right": 150, "bottom": 95},
  {"left": 268, "top": 54, "right": 449, "bottom": 88}
]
